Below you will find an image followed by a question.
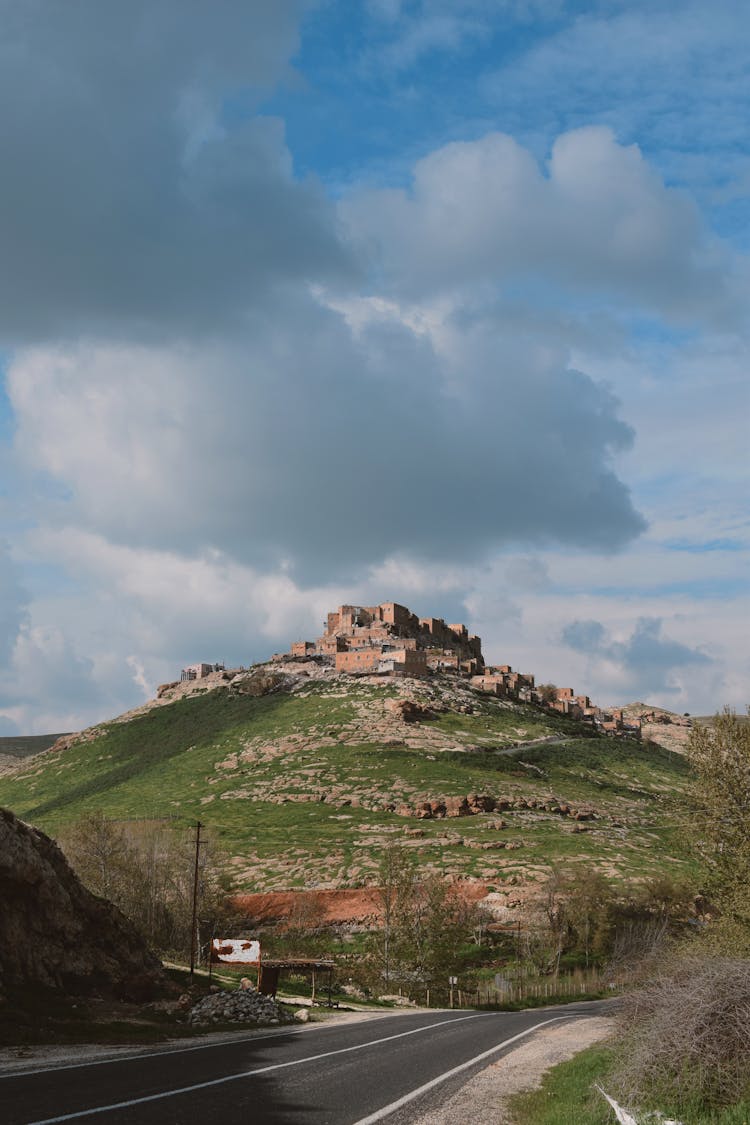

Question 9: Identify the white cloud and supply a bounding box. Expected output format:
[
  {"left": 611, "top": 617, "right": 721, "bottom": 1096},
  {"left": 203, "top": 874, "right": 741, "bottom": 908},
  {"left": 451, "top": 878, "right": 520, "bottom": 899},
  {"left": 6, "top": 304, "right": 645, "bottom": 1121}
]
[
  {"left": 1, "top": 5, "right": 746, "bottom": 732},
  {"left": 7, "top": 289, "right": 644, "bottom": 582},
  {"left": 341, "top": 126, "right": 738, "bottom": 323}
]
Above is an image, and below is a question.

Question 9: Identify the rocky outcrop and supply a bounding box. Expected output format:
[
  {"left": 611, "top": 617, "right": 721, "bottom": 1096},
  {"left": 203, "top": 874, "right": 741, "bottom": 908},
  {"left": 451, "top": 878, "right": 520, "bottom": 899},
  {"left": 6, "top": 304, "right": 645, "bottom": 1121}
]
[
  {"left": 392, "top": 794, "right": 596, "bottom": 821},
  {"left": 0, "top": 807, "right": 167, "bottom": 1001},
  {"left": 384, "top": 699, "right": 439, "bottom": 722},
  {"left": 231, "top": 670, "right": 289, "bottom": 697},
  {"left": 156, "top": 681, "right": 179, "bottom": 698}
]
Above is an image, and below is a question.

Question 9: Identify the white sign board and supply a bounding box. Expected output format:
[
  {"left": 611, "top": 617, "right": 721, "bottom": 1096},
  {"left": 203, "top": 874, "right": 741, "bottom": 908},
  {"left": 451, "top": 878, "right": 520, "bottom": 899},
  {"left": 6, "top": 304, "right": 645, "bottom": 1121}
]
[{"left": 211, "top": 938, "right": 261, "bottom": 965}]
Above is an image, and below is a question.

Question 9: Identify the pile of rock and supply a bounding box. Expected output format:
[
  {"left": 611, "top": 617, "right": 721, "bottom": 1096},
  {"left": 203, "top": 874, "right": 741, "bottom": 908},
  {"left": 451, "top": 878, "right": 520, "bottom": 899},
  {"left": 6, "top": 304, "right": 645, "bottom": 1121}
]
[{"left": 187, "top": 987, "right": 295, "bottom": 1027}]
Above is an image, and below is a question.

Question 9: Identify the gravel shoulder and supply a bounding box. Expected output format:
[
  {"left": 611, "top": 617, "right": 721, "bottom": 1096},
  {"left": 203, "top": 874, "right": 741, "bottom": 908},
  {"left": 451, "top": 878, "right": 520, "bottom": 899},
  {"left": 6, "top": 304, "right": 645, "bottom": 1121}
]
[{"left": 410, "top": 1014, "right": 615, "bottom": 1125}]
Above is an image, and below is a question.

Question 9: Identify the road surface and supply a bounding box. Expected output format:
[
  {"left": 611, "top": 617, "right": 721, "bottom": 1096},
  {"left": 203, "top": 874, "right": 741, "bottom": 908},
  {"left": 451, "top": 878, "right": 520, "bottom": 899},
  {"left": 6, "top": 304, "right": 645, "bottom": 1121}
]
[{"left": 2, "top": 1002, "right": 608, "bottom": 1125}]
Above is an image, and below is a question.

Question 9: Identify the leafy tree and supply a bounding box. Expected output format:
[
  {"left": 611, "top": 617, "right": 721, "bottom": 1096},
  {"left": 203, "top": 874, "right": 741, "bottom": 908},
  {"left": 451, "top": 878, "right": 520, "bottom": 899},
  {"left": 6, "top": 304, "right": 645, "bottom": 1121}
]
[
  {"left": 537, "top": 683, "right": 558, "bottom": 704},
  {"left": 373, "top": 842, "right": 417, "bottom": 989},
  {"left": 273, "top": 891, "right": 328, "bottom": 958},
  {"left": 564, "top": 869, "right": 613, "bottom": 966},
  {"left": 687, "top": 708, "right": 750, "bottom": 949},
  {"left": 368, "top": 844, "right": 484, "bottom": 994}
]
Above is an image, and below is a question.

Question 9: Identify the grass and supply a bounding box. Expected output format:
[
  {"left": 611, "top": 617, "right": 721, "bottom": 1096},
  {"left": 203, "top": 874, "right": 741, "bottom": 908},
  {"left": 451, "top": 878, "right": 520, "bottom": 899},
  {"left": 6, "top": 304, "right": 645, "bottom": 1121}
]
[
  {"left": 0, "top": 966, "right": 318, "bottom": 1047},
  {"left": 510, "top": 1044, "right": 614, "bottom": 1124},
  {"left": 510, "top": 1043, "right": 750, "bottom": 1125},
  {"left": 0, "top": 678, "right": 693, "bottom": 890},
  {"left": 0, "top": 982, "right": 194, "bottom": 1047}
]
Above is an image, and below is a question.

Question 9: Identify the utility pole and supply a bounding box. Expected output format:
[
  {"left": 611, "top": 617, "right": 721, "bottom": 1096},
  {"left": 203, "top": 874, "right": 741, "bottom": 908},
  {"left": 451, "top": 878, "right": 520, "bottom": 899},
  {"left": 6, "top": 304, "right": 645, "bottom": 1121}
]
[{"left": 189, "top": 821, "right": 203, "bottom": 983}]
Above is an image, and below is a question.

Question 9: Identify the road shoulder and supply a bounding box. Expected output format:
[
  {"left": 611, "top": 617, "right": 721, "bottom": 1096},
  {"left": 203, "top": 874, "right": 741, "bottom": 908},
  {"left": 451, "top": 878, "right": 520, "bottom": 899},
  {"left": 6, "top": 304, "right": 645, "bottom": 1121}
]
[{"left": 409, "top": 1014, "right": 614, "bottom": 1125}]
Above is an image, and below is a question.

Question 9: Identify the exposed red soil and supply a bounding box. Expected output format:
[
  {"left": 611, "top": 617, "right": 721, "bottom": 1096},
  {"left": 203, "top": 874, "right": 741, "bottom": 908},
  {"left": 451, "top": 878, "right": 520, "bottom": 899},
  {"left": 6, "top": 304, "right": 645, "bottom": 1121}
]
[{"left": 232, "top": 882, "right": 491, "bottom": 927}]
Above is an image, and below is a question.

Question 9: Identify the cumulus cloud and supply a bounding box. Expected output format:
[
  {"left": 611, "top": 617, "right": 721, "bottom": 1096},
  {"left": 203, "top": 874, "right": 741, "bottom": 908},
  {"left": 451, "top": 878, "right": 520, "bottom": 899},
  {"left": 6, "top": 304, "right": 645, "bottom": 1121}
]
[
  {"left": 481, "top": 1, "right": 750, "bottom": 192},
  {"left": 7, "top": 297, "right": 644, "bottom": 579},
  {"left": 341, "top": 127, "right": 735, "bottom": 322},
  {"left": 561, "top": 615, "right": 712, "bottom": 698},
  {"left": 5, "top": 3, "right": 744, "bottom": 731},
  {"left": 0, "top": 544, "right": 28, "bottom": 733},
  {"left": 0, "top": 0, "right": 352, "bottom": 342},
  {"left": 0, "top": 616, "right": 103, "bottom": 736},
  {"left": 27, "top": 528, "right": 336, "bottom": 664}
]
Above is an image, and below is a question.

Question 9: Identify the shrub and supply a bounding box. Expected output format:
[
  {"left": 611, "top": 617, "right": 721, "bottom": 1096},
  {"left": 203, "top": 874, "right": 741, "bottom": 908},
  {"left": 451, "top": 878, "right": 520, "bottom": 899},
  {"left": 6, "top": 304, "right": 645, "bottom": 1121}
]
[{"left": 613, "top": 954, "right": 750, "bottom": 1112}]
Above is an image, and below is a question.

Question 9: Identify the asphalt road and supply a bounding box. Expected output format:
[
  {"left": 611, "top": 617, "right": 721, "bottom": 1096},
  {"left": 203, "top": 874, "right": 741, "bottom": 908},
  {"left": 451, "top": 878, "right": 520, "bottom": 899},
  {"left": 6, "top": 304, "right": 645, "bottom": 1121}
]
[{"left": 2, "top": 1002, "right": 608, "bottom": 1125}]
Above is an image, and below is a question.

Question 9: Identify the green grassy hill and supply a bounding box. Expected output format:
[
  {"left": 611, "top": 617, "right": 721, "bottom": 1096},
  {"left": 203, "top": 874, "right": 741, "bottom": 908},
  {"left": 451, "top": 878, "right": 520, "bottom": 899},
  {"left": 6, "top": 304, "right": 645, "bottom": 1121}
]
[{"left": 0, "top": 668, "right": 692, "bottom": 893}]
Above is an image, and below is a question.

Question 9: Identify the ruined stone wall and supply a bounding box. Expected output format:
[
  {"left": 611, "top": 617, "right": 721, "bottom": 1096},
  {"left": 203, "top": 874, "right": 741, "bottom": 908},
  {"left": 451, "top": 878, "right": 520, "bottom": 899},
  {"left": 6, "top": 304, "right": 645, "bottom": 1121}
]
[{"left": 335, "top": 649, "right": 381, "bottom": 673}]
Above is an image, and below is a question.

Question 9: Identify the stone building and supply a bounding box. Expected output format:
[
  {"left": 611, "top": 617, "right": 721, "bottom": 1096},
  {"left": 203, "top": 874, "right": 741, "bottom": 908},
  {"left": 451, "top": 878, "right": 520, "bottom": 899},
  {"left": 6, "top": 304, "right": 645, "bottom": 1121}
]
[
  {"left": 288, "top": 601, "right": 484, "bottom": 677},
  {"left": 180, "top": 661, "right": 225, "bottom": 682}
]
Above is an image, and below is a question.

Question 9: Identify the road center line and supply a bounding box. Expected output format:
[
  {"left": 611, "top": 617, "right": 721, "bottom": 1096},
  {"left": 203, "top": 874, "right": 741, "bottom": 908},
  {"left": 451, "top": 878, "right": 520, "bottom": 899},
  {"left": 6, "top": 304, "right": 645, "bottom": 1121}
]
[
  {"left": 352, "top": 1017, "right": 568, "bottom": 1124},
  {"left": 24, "top": 1012, "right": 488, "bottom": 1124}
]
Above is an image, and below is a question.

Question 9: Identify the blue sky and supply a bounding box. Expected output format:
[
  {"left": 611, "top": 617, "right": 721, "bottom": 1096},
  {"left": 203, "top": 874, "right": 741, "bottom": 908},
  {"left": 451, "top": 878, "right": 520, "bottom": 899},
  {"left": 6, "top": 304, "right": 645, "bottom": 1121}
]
[{"left": 0, "top": 0, "right": 748, "bottom": 732}]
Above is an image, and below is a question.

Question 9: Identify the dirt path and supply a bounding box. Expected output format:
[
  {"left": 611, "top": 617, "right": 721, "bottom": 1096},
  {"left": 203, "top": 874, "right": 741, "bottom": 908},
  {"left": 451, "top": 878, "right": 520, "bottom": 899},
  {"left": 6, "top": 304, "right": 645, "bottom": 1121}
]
[{"left": 410, "top": 1014, "right": 614, "bottom": 1124}]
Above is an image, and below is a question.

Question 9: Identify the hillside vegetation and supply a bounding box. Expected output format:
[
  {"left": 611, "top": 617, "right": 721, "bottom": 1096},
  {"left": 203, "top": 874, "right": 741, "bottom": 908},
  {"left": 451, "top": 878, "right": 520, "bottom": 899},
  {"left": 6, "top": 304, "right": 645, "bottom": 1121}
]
[{"left": 0, "top": 665, "right": 691, "bottom": 896}]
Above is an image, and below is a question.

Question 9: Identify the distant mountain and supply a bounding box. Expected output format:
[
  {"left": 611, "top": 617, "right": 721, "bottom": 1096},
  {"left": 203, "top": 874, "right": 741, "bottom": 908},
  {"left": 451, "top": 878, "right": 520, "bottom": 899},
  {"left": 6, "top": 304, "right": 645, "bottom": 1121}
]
[{"left": 0, "top": 733, "right": 71, "bottom": 776}]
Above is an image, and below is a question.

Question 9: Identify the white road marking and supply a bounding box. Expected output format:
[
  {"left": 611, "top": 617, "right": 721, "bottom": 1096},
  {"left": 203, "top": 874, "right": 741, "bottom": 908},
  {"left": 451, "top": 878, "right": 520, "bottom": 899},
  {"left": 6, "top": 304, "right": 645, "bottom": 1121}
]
[
  {"left": 7, "top": 1006, "right": 595, "bottom": 1084},
  {"left": 352, "top": 1017, "right": 568, "bottom": 1124},
  {"left": 23, "top": 1013, "right": 487, "bottom": 1123},
  {"left": 0, "top": 1006, "right": 425, "bottom": 1080},
  {"left": 0, "top": 1029, "right": 299, "bottom": 1080}
]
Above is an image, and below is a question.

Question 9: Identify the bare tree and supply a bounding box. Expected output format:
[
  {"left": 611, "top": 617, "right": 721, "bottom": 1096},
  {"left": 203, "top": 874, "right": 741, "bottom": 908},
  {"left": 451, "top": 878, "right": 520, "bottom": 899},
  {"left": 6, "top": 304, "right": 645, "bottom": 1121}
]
[{"left": 59, "top": 814, "right": 233, "bottom": 957}]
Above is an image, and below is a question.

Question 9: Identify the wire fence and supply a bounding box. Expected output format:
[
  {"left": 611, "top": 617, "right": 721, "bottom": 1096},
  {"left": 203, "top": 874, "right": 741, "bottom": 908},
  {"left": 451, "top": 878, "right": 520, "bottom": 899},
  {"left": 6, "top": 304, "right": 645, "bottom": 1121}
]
[{"left": 420, "top": 966, "right": 632, "bottom": 1010}]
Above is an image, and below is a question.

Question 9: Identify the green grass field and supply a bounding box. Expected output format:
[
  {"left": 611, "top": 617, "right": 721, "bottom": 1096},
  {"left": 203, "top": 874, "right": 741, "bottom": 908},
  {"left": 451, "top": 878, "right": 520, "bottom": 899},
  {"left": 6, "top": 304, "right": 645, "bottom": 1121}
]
[{"left": 0, "top": 677, "right": 693, "bottom": 891}]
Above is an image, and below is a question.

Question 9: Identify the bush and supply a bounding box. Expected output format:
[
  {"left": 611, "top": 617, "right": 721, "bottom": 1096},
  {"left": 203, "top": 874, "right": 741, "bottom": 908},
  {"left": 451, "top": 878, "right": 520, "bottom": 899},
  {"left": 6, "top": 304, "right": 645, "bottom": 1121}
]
[{"left": 613, "top": 954, "right": 750, "bottom": 1113}]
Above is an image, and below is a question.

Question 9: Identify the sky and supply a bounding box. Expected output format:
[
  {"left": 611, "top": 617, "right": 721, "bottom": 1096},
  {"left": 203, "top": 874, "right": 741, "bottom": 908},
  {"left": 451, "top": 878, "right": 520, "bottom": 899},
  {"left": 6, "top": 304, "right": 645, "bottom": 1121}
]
[{"left": 1, "top": 0, "right": 748, "bottom": 734}]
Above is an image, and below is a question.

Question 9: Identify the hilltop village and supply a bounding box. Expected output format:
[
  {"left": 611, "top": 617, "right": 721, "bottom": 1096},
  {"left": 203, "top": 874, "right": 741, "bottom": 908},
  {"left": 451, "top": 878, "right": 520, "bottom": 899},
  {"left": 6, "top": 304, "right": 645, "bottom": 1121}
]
[{"left": 182, "top": 600, "right": 641, "bottom": 738}]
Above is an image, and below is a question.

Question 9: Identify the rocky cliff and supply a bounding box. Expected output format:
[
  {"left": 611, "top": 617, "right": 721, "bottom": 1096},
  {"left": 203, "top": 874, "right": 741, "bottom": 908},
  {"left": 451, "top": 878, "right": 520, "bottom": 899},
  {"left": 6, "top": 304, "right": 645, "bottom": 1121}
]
[{"left": 0, "top": 807, "right": 167, "bottom": 1001}]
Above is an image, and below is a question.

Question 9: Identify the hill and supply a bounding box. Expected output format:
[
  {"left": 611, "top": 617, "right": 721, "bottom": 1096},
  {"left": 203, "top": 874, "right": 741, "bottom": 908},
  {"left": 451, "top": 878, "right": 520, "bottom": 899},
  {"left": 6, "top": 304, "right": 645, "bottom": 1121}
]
[
  {"left": 0, "top": 660, "right": 692, "bottom": 913},
  {"left": 618, "top": 703, "right": 693, "bottom": 756}
]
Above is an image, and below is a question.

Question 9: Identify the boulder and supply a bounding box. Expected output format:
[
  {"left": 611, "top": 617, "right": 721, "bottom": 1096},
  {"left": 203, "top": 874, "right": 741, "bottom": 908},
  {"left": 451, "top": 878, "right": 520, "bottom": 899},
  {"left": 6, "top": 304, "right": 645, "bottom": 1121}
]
[
  {"left": 444, "top": 797, "right": 471, "bottom": 818},
  {"left": 233, "top": 671, "right": 287, "bottom": 697}
]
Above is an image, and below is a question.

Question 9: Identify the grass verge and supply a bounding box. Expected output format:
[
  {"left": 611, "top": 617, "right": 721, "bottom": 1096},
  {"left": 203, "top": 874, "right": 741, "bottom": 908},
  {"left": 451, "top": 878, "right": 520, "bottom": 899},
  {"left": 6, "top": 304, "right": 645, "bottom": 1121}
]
[{"left": 509, "top": 1043, "right": 750, "bottom": 1125}]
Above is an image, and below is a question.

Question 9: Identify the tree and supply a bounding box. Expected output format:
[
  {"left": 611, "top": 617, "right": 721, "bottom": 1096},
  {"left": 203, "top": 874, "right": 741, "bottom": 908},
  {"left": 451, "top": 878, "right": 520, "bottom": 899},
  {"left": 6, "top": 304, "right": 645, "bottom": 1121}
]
[
  {"left": 368, "top": 845, "right": 485, "bottom": 995},
  {"left": 537, "top": 683, "right": 558, "bottom": 704},
  {"left": 687, "top": 708, "right": 750, "bottom": 948},
  {"left": 373, "top": 842, "right": 417, "bottom": 989},
  {"left": 60, "top": 811, "right": 138, "bottom": 904},
  {"left": 59, "top": 814, "right": 234, "bottom": 957}
]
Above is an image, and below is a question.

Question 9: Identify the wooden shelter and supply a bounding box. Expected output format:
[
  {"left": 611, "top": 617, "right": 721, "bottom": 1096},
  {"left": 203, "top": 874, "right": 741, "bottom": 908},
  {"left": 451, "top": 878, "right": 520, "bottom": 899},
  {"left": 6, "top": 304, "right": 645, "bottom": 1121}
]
[{"left": 257, "top": 958, "right": 335, "bottom": 1004}]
